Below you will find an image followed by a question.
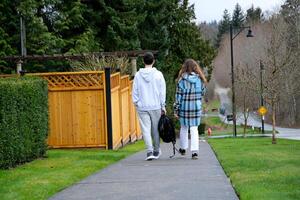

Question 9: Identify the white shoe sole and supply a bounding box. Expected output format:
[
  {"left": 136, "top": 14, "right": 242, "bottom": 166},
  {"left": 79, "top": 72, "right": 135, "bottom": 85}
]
[
  {"left": 153, "top": 151, "right": 162, "bottom": 160},
  {"left": 145, "top": 155, "right": 155, "bottom": 161}
]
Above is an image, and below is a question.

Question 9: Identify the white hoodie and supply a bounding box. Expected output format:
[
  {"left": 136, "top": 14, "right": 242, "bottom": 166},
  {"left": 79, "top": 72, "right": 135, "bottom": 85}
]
[{"left": 132, "top": 67, "right": 166, "bottom": 111}]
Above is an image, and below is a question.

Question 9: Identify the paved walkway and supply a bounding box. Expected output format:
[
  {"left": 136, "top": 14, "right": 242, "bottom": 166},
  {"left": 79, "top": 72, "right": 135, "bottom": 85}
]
[{"left": 49, "top": 141, "right": 238, "bottom": 200}]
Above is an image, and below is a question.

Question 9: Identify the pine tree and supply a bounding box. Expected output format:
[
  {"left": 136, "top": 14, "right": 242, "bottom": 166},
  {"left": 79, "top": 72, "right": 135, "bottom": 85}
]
[
  {"left": 232, "top": 3, "right": 244, "bottom": 30},
  {"left": 155, "top": 0, "right": 215, "bottom": 113},
  {"left": 216, "top": 9, "right": 231, "bottom": 47},
  {"left": 137, "top": 0, "right": 175, "bottom": 53},
  {"left": 0, "top": 0, "right": 20, "bottom": 56},
  {"left": 16, "top": 0, "right": 62, "bottom": 55},
  {"left": 50, "top": 0, "right": 100, "bottom": 53},
  {"left": 246, "top": 5, "right": 263, "bottom": 24},
  {"left": 83, "top": 0, "right": 144, "bottom": 51},
  {"left": 166, "top": 0, "right": 215, "bottom": 73},
  {"left": 0, "top": 0, "right": 216, "bottom": 77}
]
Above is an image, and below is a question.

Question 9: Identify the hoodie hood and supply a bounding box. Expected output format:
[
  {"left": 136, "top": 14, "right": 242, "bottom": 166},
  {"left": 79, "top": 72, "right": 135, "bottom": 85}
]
[
  {"left": 182, "top": 72, "right": 199, "bottom": 83},
  {"left": 139, "top": 67, "right": 158, "bottom": 82}
]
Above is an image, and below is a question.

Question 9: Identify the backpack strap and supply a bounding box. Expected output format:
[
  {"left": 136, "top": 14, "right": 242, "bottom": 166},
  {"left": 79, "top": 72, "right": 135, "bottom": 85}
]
[{"left": 169, "top": 141, "right": 180, "bottom": 158}]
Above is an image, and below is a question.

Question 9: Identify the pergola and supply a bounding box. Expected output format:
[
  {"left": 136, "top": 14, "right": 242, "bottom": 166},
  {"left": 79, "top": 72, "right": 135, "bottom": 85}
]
[{"left": 1, "top": 50, "right": 159, "bottom": 76}]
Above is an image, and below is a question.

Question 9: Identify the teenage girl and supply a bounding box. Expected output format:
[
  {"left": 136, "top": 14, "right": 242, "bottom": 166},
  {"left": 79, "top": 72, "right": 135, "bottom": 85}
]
[{"left": 174, "top": 59, "right": 207, "bottom": 159}]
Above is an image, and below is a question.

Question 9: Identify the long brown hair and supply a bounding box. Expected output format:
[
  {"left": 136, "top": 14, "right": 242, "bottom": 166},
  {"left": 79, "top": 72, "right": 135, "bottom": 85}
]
[{"left": 176, "top": 59, "right": 208, "bottom": 84}]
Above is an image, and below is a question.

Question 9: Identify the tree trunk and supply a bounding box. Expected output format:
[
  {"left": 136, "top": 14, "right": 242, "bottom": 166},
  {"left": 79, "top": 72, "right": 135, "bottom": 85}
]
[
  {"left": 291, "top": 95, "right": 297, "bottom": 125},
  {"left": 243, "top": 97, "right": 247, "bottom": 138},
  {"left": 244, "top": 119, "right": 247, "bottom": 138},
  {"left": 131, "top": 57, "right": 137, "bottom": 76},
  {"left": 243, "top": 99, "right": 246, "bottom": 137},
  {"left": 272, "top": 102, "right": 277, "bottom": 144}
]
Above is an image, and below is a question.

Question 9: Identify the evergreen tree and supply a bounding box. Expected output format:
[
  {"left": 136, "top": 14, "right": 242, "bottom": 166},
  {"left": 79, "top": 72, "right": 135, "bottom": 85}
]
[
  {"left": 232, "top": 3, "right": 244, "bottom": 30},
  {"left": 216, "top": 9, "right": 231, "bottom": 47},
  {"left": 83, "top": 0, "right": 144, "bottom": 51},
  {"left": 159, "top": 0, "right": 215, "bottom": 113},
  {"left": 138, "top": 0, "right": 175, "bottom": 53},
  {"left": 0, "top": 1, "right": 24, "bottom": 72},
  {"left": 0, "top": 0, "right": 20, "bottom": 56},
  {"left": 45, "top": 0, "right": 101, "bottom": 53},
  {"left": 0, "top": 0, "right": 216, "bottom": 78},
  {"left": 165, "top": 0, "right": 215, "bottom": 75},
  {"left": 17, "top": 0, "right": 62, "bottom": 55},
  {"left": 246, "top": 5, "right": 263, "bottom": 24}
]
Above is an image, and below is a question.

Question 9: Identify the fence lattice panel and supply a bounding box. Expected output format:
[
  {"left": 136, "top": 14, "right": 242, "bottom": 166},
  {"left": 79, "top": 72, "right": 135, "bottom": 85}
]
[{"left": 32, "top": 72, "right": 104, "bottom": 91}]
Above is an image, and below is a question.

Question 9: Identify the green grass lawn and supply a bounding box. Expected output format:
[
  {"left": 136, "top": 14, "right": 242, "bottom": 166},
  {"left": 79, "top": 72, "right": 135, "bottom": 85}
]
[
  {"left": 203, "top": 99, "right": 220, "bottom": 114},
  {"left": 202, "top": 116, "right": 265, "bottom": 136},
  {"left": 0, "top": 141, "right": 144, "bottom": 200},
  {"left": 209, "top": 138, "right": 300, "bottom": 200}
]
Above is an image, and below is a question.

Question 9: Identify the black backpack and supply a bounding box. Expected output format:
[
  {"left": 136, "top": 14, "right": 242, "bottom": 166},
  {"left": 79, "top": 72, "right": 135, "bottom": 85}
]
[{"left": 158, "top": 114, "right": 179, "bottom": 158}]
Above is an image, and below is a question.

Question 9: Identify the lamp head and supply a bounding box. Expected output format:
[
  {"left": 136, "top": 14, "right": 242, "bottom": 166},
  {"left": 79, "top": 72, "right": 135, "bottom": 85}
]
[{"left": 246, "top": 29, "right": 254, "bottom": 37}]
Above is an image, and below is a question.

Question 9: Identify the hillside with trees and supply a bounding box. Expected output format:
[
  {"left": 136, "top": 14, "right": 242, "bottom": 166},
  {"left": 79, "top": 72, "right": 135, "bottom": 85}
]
[{"left": 212, "top": 1, "right": 300, "bottom": 128}]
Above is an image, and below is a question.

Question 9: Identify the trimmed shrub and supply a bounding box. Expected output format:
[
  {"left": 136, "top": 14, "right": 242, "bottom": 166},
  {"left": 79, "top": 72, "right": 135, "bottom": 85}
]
[{"left": 0, "top": 76, "right": 48, "bottom": 169}]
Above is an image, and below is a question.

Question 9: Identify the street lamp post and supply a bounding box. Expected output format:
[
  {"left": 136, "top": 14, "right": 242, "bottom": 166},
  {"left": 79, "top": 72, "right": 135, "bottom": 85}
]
[
  {"left": 260, "top": 60, "right": 265, "bottom": 134},
  {"left": 230, "top": 24, "right": 253, "bottom": 137}
]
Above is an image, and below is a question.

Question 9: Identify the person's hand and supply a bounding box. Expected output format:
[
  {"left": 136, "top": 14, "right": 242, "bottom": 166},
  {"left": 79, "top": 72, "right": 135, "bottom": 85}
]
[
  {"left": 161, "top": 108, "right": 167, "bottom": 115},
  {"left": 174, "top": 114, "right": 179, "bottom": 119}
]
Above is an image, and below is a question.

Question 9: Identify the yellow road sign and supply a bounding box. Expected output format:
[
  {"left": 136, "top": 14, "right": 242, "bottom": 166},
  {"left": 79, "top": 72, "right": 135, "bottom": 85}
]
[{"left": 258, "top": 106, "right": 267, "bottom": 116}]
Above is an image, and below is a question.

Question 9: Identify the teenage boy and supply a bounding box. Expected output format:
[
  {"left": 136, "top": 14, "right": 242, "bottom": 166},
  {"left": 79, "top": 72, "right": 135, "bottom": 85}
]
[{"left": 132, "top": 52, "right": 166, "bottom": 161}]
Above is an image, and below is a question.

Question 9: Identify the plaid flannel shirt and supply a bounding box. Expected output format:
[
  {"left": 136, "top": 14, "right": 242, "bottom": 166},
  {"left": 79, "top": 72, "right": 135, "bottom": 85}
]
[{"left": 174, "top": 73, "right": 205, "bottom": 126}]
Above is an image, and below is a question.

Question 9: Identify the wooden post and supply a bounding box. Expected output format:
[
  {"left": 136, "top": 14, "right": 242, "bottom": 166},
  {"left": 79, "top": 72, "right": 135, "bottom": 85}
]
[
  {"left": 16, "top": 60, "right": 23, "bottom": 74},
  {"left": 131, "top": 57, "right": 137, "bottom": 77},
  {"left": 105, "top": 67, "right": 113, "bottom": 149},
  {"left": 20, "top": 16, "right": 27, "bottom": 57}
]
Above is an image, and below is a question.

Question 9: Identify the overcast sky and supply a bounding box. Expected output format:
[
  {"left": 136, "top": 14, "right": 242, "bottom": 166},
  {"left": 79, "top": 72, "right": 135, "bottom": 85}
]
[{"left": 189, "top": 0, "right": 285, "bottom": 23}]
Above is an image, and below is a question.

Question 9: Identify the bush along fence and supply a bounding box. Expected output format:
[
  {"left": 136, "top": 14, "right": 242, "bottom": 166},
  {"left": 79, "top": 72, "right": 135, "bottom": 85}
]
[{"left": 0, "top": 77, "right": 48, "bottom": 169}]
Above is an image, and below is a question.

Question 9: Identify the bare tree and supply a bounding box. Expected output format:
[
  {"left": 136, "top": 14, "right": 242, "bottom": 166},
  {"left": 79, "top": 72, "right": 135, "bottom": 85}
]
[
  {"left": 212, "top": 35, "right": 231, "bottom": 88},
  {"left": 235, "top": 64, "right": 259, "bottom": 137},
  {"left": 199, "top": 21, "right": 218, "bottom": 47},
  {"left": 261, "top": 14, "right": 296, "bottom": 143}
]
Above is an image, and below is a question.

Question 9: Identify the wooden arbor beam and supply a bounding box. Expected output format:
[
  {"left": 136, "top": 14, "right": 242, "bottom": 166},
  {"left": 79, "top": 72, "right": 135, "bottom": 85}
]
[{"left": 1, "top": 50, "right": 159, "bottom": 62}]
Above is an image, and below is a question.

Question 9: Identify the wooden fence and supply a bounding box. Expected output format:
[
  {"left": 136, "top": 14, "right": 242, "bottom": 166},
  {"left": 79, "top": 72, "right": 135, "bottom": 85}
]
[
  {"left": 0, "top": 71, "right": 141, "bottom": 149},
  {"left": 110, "top": 73, "right": 142, "bottom": 149}
]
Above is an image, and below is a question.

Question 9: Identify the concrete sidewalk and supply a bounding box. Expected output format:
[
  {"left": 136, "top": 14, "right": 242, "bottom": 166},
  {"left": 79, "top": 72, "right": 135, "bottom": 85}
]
[{"left": 49, "top": 141, "right": 238, "bottom": 200}]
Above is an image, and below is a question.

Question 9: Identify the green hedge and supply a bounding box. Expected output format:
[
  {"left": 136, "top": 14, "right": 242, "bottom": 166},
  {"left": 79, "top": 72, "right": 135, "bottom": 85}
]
[{"left": 0, "top": 76, "right": 48, "bottom": 169}]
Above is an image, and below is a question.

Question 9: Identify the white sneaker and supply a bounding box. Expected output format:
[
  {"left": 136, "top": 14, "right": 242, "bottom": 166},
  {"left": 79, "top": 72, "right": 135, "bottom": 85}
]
[
  {"left": 145, "top": 152, "right": 155, "bottom": 161},
  {"left": 153, "top": 149, "right": 162, "bottom": 159}
]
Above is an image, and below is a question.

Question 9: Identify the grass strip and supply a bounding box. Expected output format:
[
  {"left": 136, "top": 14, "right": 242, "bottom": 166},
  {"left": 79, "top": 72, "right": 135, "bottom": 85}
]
[
  {"left": 209, "top": 138, "right": 300, "bottom": 200},
  {"left": 0, "top": 141, "right": 144, "bottom": 200},
  {"left": 203, "top": 116, "right": 271, "bottom": 136}
]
